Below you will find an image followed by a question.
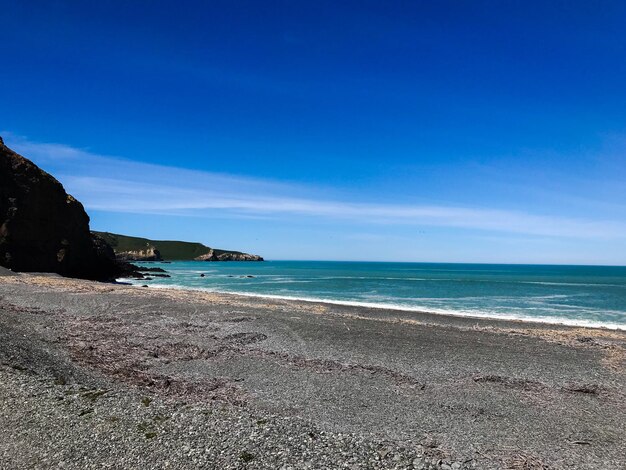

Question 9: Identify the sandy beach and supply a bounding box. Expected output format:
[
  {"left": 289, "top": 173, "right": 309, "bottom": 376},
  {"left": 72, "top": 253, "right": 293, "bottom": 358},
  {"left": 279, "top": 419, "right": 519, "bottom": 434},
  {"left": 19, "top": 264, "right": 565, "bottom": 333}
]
[{"left": 1, "top": 274, "right": 625, "bottom": 469}]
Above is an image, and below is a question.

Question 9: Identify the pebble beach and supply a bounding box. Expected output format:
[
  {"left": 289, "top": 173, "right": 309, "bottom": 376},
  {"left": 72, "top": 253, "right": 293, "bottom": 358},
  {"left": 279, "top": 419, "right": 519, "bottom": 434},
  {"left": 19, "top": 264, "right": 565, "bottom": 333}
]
[{"left": 1, "top": 273, "right": 625, "bottom": 469}]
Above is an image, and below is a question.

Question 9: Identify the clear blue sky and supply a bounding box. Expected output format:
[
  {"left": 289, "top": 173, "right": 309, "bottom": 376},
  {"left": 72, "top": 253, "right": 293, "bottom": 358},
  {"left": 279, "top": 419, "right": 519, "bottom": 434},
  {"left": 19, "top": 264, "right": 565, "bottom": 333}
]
[{"left": 2, "top": 1, "right": 626, "bottom": 264}]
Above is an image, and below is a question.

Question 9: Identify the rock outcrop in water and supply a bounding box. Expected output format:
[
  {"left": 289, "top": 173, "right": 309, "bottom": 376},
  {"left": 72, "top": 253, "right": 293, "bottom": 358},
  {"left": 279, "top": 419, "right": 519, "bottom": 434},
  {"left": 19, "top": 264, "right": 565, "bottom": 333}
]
[
  {"left": 0, "top": 136, "right": 128, "bottom": 280},
  {"left": 194, "top": 249, "right": 263, "bottom": 262}
]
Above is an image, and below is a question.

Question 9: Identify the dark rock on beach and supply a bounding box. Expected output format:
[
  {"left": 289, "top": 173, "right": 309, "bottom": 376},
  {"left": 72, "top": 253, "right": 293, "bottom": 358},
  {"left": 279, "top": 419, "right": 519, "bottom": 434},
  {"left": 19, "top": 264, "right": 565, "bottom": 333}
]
[
  {"left": 137, "top": 266, "right": 167, "bottom": 273},
  {"left": 0, "top": 136, "right": 131, "bottom": 280},
  {"left": 0, "top": 265, "right": 17, "bottom": 276}
]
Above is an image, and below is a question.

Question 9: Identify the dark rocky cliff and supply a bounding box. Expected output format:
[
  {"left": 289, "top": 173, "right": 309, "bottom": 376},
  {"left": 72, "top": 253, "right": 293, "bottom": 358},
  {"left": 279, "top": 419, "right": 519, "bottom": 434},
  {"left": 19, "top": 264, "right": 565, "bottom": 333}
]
[{"left": 0, "top": 136, "right": 125, "bottom": 280}]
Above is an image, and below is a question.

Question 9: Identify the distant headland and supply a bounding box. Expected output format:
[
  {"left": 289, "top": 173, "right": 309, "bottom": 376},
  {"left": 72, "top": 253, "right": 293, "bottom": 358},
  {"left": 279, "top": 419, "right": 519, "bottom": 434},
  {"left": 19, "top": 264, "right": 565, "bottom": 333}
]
[{"left": 93, "top": 231, "right": 263, "bottom": 262}]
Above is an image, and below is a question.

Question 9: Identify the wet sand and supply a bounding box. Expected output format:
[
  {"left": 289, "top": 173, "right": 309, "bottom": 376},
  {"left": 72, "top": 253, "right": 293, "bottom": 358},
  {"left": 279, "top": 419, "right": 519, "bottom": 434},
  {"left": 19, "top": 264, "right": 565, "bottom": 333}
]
[{"left": 1, "top": 274, "right": 625, "bottom": 469}]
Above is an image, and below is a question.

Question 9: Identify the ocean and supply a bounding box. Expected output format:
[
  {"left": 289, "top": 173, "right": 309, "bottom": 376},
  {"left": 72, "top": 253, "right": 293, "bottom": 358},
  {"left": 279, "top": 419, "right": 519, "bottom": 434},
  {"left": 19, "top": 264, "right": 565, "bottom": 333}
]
[{"left": 124, "top": 261, "right": 626, "bottom": 330}]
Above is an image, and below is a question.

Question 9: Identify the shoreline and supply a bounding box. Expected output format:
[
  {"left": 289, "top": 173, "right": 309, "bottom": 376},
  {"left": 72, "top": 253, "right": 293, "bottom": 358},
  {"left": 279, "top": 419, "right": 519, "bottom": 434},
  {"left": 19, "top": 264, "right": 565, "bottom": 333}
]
[{"left": 125, "top": 280, "right": 626, "bottom": 331}]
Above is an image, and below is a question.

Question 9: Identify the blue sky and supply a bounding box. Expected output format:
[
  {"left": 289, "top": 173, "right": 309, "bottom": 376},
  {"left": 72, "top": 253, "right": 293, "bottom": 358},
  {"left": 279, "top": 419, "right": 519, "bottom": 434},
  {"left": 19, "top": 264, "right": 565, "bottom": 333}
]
[{"left": 2, "top": 1, "right": 626, "bottom": 264}]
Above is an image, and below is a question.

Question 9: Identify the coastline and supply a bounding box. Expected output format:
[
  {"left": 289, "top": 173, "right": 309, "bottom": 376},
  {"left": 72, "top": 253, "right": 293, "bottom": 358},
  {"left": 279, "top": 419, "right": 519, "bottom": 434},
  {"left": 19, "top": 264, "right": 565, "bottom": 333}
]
[
  {"left": 1, "top": 274, "right": 625, "bottom": 469},
  {"left": 133, "top": 281, "right": 626, "bottom": 331}
]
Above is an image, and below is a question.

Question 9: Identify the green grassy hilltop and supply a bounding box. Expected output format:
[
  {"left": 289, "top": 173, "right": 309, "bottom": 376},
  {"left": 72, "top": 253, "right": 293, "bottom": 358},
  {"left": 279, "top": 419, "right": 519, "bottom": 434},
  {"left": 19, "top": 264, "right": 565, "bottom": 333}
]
[{"left": 93, "top": 231, "right": 256, "bottom": 261}]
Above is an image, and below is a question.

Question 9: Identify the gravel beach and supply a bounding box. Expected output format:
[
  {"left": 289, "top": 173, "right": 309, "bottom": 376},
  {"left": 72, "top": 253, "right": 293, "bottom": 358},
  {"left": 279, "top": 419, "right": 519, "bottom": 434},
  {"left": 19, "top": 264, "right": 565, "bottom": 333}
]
[{"left": 1, "top": 274, "right": 624, "bottom": 469}]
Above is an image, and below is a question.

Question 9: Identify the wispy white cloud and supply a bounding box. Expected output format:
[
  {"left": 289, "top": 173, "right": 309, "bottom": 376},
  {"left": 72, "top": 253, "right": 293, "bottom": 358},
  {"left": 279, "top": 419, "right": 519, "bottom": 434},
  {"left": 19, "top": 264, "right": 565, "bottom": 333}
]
[{"left": 5, "top": 133, "right": 626, "bottom": 240}]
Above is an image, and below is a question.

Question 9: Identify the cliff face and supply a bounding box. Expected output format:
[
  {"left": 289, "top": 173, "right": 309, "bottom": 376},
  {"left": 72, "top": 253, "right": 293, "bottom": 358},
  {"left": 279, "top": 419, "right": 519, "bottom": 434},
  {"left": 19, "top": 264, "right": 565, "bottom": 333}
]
[
  {"left": 0, "top": 137, "right": 122, "bottom": 280},
  {"left": 115, "top": 247, "right": 162, "bottom": 262}
]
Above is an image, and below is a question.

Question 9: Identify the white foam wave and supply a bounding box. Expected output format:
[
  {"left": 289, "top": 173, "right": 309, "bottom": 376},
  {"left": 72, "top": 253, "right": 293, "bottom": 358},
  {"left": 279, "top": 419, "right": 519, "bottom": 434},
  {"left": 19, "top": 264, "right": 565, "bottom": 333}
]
[{"left": 119, "top": 279, "right": 626, "bottom": 331}]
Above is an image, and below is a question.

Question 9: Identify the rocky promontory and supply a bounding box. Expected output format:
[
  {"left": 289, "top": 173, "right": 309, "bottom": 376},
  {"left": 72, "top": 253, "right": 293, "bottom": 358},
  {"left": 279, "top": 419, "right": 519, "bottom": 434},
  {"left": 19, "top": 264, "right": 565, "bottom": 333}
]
[
  {"left": 95, "top": 231, "right": 263, "bottom": 262},
  {"left": 194, "top": 249, "right": 263, "bottom": 262},
  {"left": 0, "top": 137, "right": 128, "bottom": 280}
]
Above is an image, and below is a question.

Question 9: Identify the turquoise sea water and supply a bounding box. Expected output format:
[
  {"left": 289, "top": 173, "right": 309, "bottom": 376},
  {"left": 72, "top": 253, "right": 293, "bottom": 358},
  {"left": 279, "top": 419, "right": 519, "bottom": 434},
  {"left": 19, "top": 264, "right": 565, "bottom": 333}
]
[{"left": 124, "top": 261, "right": 626, "bottom": 329}]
